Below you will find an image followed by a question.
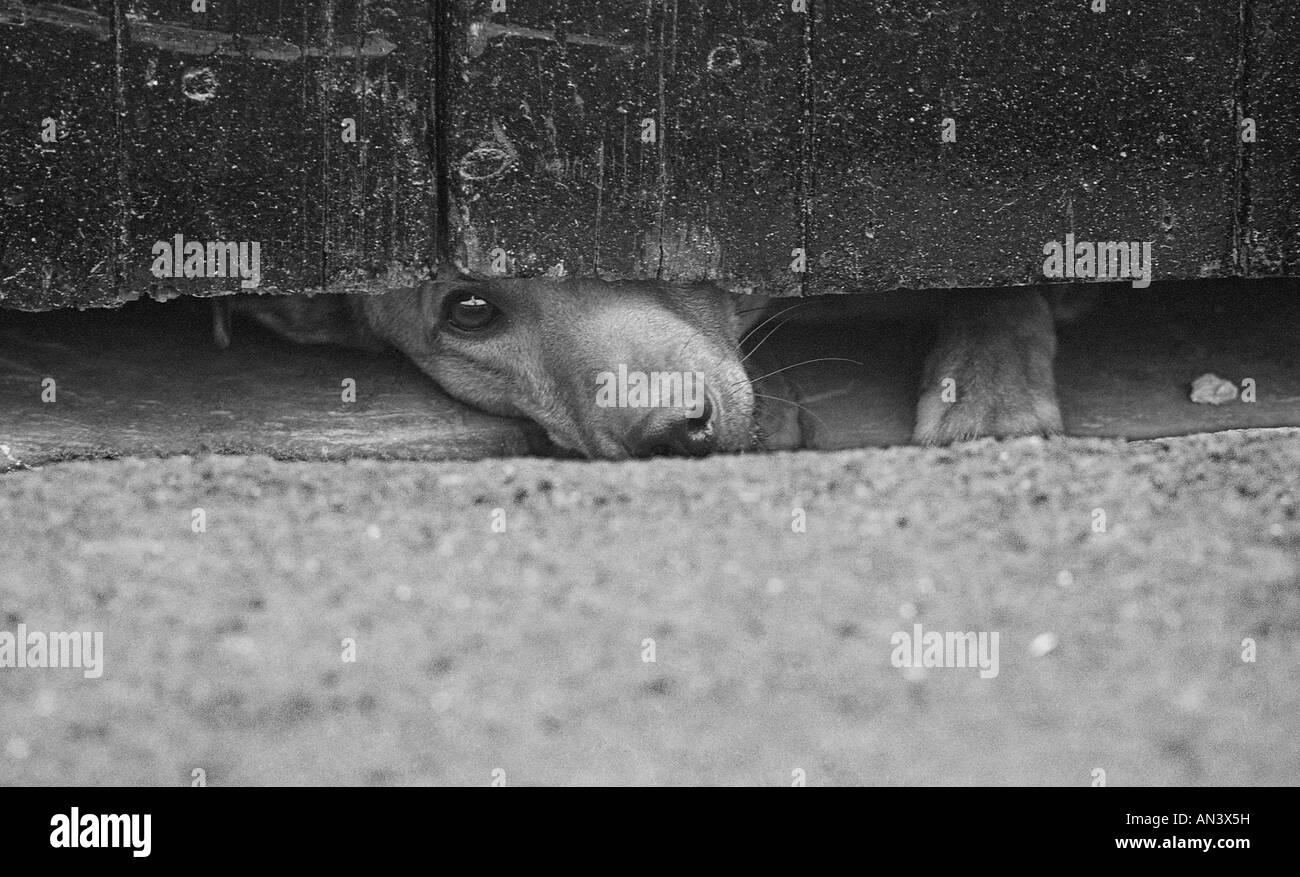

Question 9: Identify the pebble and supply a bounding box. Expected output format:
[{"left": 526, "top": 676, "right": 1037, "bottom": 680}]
[
  {"left": 1189, "top": 373, "right": 1238, "bottom": 405},
  {"left": 1028, "top": 632, "right": 1058, "bottom": 657}
]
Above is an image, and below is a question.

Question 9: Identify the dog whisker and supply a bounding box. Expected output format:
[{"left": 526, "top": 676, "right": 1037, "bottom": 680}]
[
  {"left": 738, "top": 300, "right": 813, "bottom": 349},
  {"left": 739, "top": 314, "right": 798, "bottom": 366},
  {"left": 745, "top": 357, "right": 865, "bottom": 384},
  {"left": 752, "top": 391, "right": 833, "bottom": 435}
]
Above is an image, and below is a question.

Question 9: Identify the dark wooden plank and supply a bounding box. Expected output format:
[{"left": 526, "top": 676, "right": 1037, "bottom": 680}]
[
  {"left": 0, "top": 0, "right": 124, "bottom": 310},
  {"left": 1249, "top": 0, "right": 1300, "bottom": 276},
  {"left": 2, "top": 0, "right": 1293, "bottom": 310},
  {"left": 2, "top": 0, "right": 432, "bottom": 309},
  {"left": 447, "top": 1, "right": 808, "bottom": 293},
  {"left": 808, "top": 0, "right": 1240, "bottom": 294},
  {"left": 450, "top": 1, "right": 1247, "bottom": 295},
  {"left": 322, "top": 0, "right": 440, "bottom": 294},
  {"left": 120, "top": 0, "right": 327, "bottom": 299},
  {"left": 447, "top": 0, "right": 657, "bottom": 278},
  {"left": 652, "top": 0, "right": 808, "bottom": 294}
]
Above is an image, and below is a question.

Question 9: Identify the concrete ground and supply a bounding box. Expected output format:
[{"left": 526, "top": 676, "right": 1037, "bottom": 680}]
[{"left": 1, "top": 431, "right": 1297, "bottom": 785}]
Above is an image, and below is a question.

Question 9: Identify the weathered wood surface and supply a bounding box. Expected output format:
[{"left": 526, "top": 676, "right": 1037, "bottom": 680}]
[
  {"left": 449, "top": 0, "right": 808, "bottom": 294},
  {"left": 1250, "top": 0, "right": 1299, "bottom": 275},
  {"left": 0, "top": 0, "right": 437, "bottom": 310},
  {"left": 0, "top": 0, "right": 1295, "bottom": 310},
  {"left": 810, "top": 0, "right": 1239, "bottom": 292},
  {"left": 451, "top": 0, "right": 1246, "bottom": 293},
  {"left": 0, "top": 0, "right": 122, "bottom": 308},
  {"left": 317, "top": 0, "right": 440, "bottom": 296},
  {"left": 121, "top": 0, "right": 315, "bottom": 299}
]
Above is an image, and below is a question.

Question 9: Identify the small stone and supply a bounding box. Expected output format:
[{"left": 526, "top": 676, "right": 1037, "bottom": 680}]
[
  {"left": 1028, "top": 632, "right": 1058, "bottom": 657},
  {"left": 1189, "top": 373, "right": 1238, "bottom": 405}
]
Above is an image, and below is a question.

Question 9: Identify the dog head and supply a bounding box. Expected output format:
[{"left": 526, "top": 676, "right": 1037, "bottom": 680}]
[{"left": 239, "top": 275, "right": 769, "bottom": 459}]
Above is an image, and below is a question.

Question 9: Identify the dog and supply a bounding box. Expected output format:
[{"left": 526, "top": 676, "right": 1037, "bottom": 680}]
[{"left": 232, "top": 273, "right": 1072, "bottom": 459}]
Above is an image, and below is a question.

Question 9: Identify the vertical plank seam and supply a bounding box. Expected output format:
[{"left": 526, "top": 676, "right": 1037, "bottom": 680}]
[
  {"left": 654, "top": 0, "right": 668, "bottom": 279},
  {"left": 299, "top": 4, "right": 311, "bottom": 290},
  {"left": 431, "top": 0, "right": 452, "bottom": 267},
  {"left": 352, "top": 0, "right": 368, "bottom": 274},
  {"left": 594, "top": 139, "right": 604, "bottom": 275},
  {"left": 798, "top": 0, "right": 816, "bottom": 296},
  {"left": 1234, "top": 0, "right": 1254, "bottom": 276},
  {"left": 110, "top": 0, "right": 129, "bottom": 292},
  {"left": 319, "top": 0, "right": 335, "bottom": 293}
]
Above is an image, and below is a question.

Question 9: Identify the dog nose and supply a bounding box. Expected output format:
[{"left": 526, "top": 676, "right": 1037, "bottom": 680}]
[{"left": 632, "top": 396, "right": 717, "bottom": 458}]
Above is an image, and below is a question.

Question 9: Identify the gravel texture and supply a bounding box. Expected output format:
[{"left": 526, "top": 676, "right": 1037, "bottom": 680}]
[{"left": 1, "top": 430, "right": 1298, "bottom": 785}]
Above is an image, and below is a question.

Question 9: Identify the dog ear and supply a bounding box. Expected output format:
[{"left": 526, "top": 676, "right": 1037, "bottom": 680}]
[{"left": 230, "top": 293, "right": 388, "bottom": 352}]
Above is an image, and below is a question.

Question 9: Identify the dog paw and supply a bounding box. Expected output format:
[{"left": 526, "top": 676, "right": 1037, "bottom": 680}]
[
  {"left": 912, "top": 292, "right": 1063, "bottom": 445},
  {"left": 913, "top": 376, "right": 1062, "bottom": 445}
]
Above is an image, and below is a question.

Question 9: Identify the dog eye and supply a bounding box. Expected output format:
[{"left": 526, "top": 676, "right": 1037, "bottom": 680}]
[{"left": 445, "top": 293, "right": 499, "bottom": 331}]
